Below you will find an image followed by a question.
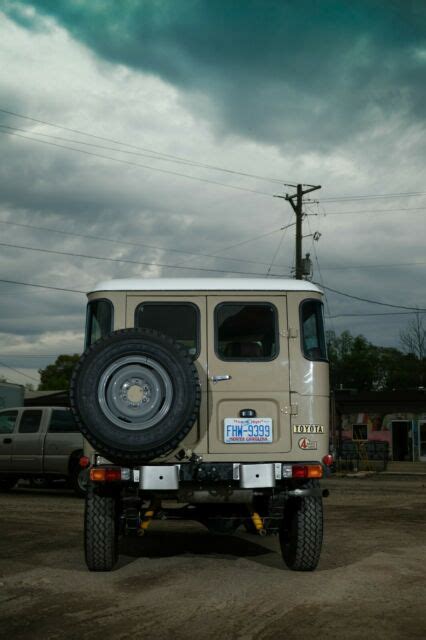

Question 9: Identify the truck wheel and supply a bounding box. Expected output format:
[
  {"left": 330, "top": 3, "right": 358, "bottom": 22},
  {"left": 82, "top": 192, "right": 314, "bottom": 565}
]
[
  {"left": 30, "top": 477, "right": 53, "bottom": 489},
  {"left": 0, "top": 477, "right": 17, "bottom": 491},
  {"left": 70, "top": 328, "right": 200, "bottom": 465},
  {"left": 84, "top": 484, "right": 119, "bottom": 571},
  {"left": 71, "top": 466, "right": 89, "bottom": 498},
  {"left": 279, "top": 481, "right": 323, "bottom": 571}
]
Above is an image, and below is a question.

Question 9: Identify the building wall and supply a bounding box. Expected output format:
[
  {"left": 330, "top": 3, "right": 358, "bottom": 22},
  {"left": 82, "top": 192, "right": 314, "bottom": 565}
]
[{"left": 340, "top": 411, "right": 426, "bottom": 461}]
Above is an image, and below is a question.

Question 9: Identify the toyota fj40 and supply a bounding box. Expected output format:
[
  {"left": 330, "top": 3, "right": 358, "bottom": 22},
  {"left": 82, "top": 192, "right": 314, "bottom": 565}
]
[{"left": 70, "top": 277, "right": 330, "bottom": 571}]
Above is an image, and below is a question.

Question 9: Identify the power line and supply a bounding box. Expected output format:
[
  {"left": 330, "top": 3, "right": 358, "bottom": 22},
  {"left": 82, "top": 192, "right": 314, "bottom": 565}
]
[
  {"left": 0, "top": 218, "right": 289, "bottom": 270},
  {"left": 0, "top": 360, "right": 39, "bottom": 383},
  {"left": 0, "top": 354, "right": 63, "bottom": 357},
  {"left": 0, "top": 129, "right": 273, "bottom": 198},
  {"left": 0, "top": 278, "right": 85, "bottom": 294},
  {"left": 1, "top": 274, "right": 423, "bottom": 318},
  {"left": 202, "top": 222, "right": 294, "bottom": 264},
  {"left": 0, "top": 240, "right": 292, "bottom": 278},
  {"left": 0, "top": 123, "right": 292, "bottom": 186},
  {"left": 321, "top": 261, "right": 426, "bottom": 271},
  {"left": 326, "top": 311, "right": 426, "bottom": 318},
  {"left": 319, "top": 191, "right": 426, "bottom": 203},
  {"left": 152, "top": 225, "right": 290, "bottom": 269},
  {"left": 266, "top": 227, "right": 288, "bottom": 277},
  {"left": 320, "top": 206, "right": 426, "bottom": 215},
  {"left": 315, "top": 282, "right": 426, "bottom": 311},
  {"left": 305, "top": 216, "right": 336, "bottom": 333},
  {"left": 0, "top": 108, "right": 296, "bottom": 185}
]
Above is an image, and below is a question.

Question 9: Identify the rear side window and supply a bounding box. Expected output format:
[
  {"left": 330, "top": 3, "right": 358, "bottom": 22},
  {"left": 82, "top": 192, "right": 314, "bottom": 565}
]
[
  {"left": 86, "top": 299, "right": 113, "bottom": 347},
  {"left": 49, "top": 410, "right": 79, "bottom": 433},
  {"left": 300, "top": 299, "right": 327, "bottom": 361},
  {"left": 135, "top": 303, "right": 199, "bottom": 358},
  {"left": 19, "top": 410, "right": 42, "bottom": 433},
  {"left": 0, "top": 410, "right": 18, "bottom": 434},
  {"left": 215, "top": 303, "right": 278, "bottom": 361}
]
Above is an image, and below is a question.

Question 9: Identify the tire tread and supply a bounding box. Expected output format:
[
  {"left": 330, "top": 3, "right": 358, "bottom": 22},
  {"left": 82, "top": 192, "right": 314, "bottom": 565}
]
[
  {"left": 280, "top": 481, "right": 323, "bottom": 571},
  {"left": 84, "top": 484, "right": 118, "bottom": 571}
]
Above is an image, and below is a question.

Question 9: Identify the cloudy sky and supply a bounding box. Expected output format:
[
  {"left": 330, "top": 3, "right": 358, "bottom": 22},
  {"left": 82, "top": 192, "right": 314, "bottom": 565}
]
[{"left": 0, "top": 0, "right": 425, "bottom": 387}]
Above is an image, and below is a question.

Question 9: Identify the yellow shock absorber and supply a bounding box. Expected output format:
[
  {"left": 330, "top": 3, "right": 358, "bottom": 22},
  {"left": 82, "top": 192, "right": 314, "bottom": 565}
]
[
  {"left": 138, "top": 508, "right": 155, "bottom": 536},
  {"left": 251, "top": 511, "right": 267, "bottom": 536}
]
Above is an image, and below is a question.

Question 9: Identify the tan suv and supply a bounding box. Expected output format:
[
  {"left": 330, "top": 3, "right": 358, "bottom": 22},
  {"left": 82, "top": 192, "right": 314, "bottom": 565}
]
[{"left": 70, "top": 277, "right": 330, "bottom": 572}]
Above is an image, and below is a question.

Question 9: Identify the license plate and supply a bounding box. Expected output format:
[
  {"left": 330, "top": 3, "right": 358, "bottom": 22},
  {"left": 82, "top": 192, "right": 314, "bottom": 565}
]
[{"left": 224, "top": 418, "right": 273, "bottom": 444}]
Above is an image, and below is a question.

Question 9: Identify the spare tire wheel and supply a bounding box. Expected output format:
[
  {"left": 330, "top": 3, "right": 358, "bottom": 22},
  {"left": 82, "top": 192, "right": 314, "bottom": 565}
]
[{"left": 70, "top": 328, "right": 200, "bottom": 465}]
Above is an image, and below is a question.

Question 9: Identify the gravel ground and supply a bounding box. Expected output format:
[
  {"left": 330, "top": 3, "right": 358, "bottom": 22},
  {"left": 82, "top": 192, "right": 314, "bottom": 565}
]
[{"left": 0, "top": 475, "right": 426, "bottom": 640}]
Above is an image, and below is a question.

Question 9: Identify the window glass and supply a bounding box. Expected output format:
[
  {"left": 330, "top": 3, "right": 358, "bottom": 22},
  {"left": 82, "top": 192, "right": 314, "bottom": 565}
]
[
  {"left": 49, "top": 410, "right": 79, "bottom": 433},
  {"left": 19, "top": 410, "right": 42, "bottom": 434},
  {"left": 300, "top": 299, "right": 327, "bottom": 361},
  {"left": 135, "top": 303, "right": 199, "bottom": 358},
  {"left": 0, "top": 410, "right": 18, "bottom": 434},
  {"left": 86, "top": 299, "right": 113, "bottom": 347},
  {"left": 216, "top": 303, "right": 278, "bottom": 360},
  {"left": 353, "top": 424, "right": 368, "bottom": 441}
]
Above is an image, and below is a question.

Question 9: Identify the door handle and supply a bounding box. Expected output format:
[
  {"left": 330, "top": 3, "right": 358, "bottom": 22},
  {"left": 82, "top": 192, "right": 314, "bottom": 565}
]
[
  {"left": 211, "top": 375, "right": 232, "bottom": 384},
  {"left": 3, "top": 438, "right": 12, "bottom": 444}
]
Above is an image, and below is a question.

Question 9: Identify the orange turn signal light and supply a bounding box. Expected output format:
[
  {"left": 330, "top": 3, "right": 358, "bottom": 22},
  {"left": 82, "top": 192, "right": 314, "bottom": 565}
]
[
  {"left": 90, "top": 467, "right": 122, "bottom": 482},
  {"left": 306, "top": 464, "right": 323, "bottom": 479}
]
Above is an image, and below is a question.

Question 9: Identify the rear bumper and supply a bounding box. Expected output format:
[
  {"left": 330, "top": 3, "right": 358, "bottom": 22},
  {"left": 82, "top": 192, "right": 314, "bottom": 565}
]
[{"left": 93, "top": 459, "right": 325, "bottom": 491}]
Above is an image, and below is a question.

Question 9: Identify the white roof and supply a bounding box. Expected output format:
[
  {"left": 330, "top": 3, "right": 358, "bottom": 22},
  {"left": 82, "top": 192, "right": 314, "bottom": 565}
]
[{"left": 90, "top": 278, "right": 322, "bottom": 294}]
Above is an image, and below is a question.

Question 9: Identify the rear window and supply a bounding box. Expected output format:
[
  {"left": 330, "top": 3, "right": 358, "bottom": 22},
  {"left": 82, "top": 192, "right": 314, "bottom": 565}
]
[
  {"left": 300, "top": 299, "right": 327, "bottom": 361},
  {"left": 49, "top": 410, "right": 79, "bottom": 433},
  {"left": 215, "top": 302, "right": 278, "bottom": 361},
  {"left": 19, "top": 410, "right": 42, "bottom": 434},
  {"left": 85, "top": 299, "right": 113, "bottom": 347},
  {"left": 0, "top": 410, "right": 18, "bottom": 434},
  {"left": 135, "top": 303, "right": 199, "bottom": 358}
]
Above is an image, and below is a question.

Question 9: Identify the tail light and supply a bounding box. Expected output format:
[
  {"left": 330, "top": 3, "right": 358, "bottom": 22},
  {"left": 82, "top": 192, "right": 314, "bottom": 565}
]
[
  {"left": 292, "top": 464, "right": 323, "bottom": 479},
  {"left": 322, "top": 454, "right": 334, "bottom": 467},
  {"left": 79, "top": 455, "right": 90, "bottom": 468},
  {"left": 90, "top": 467, "right": 122, "bottom": 482}
]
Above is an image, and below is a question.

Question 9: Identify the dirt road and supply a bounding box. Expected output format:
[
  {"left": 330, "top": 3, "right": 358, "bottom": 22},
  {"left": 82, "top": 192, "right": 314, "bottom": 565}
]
[{"left": 1, "top": 476, "right": 426, "bottom": 640}]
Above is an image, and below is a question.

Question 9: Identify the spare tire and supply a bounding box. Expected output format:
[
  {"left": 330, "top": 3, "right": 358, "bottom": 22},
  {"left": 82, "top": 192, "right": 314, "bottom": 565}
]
[{"left": 70, "top": 328, "right": 200, "bottom": 465}]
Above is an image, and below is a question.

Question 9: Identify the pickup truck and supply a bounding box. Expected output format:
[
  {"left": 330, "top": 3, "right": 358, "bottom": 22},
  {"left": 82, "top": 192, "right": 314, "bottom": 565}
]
[{"left": 0, "top": 406, "right": 87, "bottom": 496}]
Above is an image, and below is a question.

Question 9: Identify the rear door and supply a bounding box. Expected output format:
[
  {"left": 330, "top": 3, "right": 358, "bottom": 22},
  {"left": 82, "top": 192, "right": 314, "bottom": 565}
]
[
  {"left": 126, "top": 295, "right": 208, "bottom": 450},
  {"left": 207, "top": 295, "right": 291, "bottom": 455},
  {"left": 11, "top": 409, "right": 44, "bottom": 473},
  {"left": 0, "top": 409, "right": 19, "bottom": 471},
  {"left": 44, "top": 409, "right": 83, "bottom": 473}
]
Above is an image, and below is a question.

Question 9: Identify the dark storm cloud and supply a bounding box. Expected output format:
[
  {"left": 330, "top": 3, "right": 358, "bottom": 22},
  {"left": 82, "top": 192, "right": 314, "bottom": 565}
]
[{"left": 5, "top": 0, "right": 426, "bottom": 150}]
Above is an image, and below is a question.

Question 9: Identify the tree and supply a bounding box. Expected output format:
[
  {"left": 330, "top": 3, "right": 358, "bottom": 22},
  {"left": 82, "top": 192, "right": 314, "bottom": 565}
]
[
  {"left": 399, "top": 313, "right": 425, "bottom": 360},
  {"left": 326, "top": 330, "right": 425, "bottom": 391},
  {"left": 38, "top": 354, "right": 80, "bottom": 391},
  {"left": 327, "top": 331, "right": 380, "bottom": 390}
]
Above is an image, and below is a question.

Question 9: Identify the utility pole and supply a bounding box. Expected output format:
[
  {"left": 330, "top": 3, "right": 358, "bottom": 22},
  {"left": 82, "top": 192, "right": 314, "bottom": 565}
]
[{"left": 284, "top": 184, "right": 321, "bottom": 279}]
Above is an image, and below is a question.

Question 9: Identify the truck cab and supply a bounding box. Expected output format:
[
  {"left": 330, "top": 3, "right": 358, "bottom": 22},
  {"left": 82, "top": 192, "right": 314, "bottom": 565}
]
[{"left": 0, "top": 406, "right": 86, "bottom": 495}]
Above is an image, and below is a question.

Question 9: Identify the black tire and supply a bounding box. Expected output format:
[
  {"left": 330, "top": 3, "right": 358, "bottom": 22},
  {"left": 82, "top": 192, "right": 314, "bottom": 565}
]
[
  {"left": 84, "top": 484, "right": 119, "bottom": 571},
  {"left": 70, "top": 466, "right": 89, "bottom": 498},
  {"left": 70, "top": 328, "right": 201, "bottom": 465},
  {"left": 279, "top": 481, "right": 323, "bottom": 571},
  {"left": 0, "top": 477, "right": 17, "bottom": 491},
  {"left": 30, "top": 477, "right": 54, "bottom": 489}
]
